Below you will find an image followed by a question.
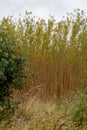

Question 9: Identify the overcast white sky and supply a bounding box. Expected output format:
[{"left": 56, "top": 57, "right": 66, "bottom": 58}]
[{"left": 0, "top": 0, "right": 87, "bottom": 21}]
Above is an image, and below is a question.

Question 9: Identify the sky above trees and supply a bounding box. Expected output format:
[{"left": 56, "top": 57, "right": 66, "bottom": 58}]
[{"left": 0, "top": 0, "right": 87, "bottom": 21}]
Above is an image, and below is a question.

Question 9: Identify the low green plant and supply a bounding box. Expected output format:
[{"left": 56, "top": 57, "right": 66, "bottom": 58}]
[{"left": 71, "top": 89, "right": 87, "bottom": 126}]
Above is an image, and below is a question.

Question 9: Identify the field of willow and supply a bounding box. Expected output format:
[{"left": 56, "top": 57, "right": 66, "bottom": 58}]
[{"left": 0, "top": 9, "right": 87, "bottom": 129}]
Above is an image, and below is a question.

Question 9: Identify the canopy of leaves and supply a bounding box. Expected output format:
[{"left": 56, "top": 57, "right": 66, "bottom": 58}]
[
  {"left": 0, "top": 9, "right": 87, "bottom": 104},
  {"left": 16, "top": 9, "right": 87, "bottom": 99}
]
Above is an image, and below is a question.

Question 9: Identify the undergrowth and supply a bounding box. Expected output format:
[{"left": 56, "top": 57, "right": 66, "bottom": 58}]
[{"left": 0, "top": 89, "right": 87, "bottom": 130}]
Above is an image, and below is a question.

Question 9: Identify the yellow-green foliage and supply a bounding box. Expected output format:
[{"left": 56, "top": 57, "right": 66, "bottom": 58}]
[
  {"left": 0, "top": 9, "right": 87, "bottom": 130},
  {"left": 1, "top": 9, "right": 87, "bottom": 100},
  {"left": 15, "top": 9, "right": 87, "bottom": 99}
]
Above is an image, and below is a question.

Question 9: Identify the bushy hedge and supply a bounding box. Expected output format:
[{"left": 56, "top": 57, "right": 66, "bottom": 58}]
[{"left": 0, "top": 18, "right": 25, "bottom": 109}]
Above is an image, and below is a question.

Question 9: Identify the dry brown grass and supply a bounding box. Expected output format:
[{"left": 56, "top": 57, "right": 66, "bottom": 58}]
[{"left": 0, "top": 94, "right": 87, "bottom": 130}]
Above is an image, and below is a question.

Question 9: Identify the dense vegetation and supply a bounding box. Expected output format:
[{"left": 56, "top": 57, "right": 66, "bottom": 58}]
[
  {"left": 0, "top": 9, "right": 87, "bottom": 129},
  {"left": 13, "top": 9, "right": 87, "bottom": 100},
  {"left": 0, "top": 18, "right": 26, "bottom": 109}
]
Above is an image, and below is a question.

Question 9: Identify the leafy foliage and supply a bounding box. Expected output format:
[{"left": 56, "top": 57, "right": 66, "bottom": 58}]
[
  {"left": 72, "top": 90, "right": 87, "bottom": 126},
  {"left": 0, "top": 9, "right": 87, "bottom": 106},
  {"left": 0, "top": 9, "right": 87, "bottom": 130},
  {"left": 16, "top": 9, "right": 87, "bottom": 99},
  {"left": 0, "top": 18, "right": 25, "bottom": 109}
]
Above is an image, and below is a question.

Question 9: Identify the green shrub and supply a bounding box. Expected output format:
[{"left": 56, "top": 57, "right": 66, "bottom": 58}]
[
  {"left": 72, "top": 90, "right": 87, "bottom": 126},
  {"left": 0, "top": 18, "right": 26, "bottom": 109}
]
